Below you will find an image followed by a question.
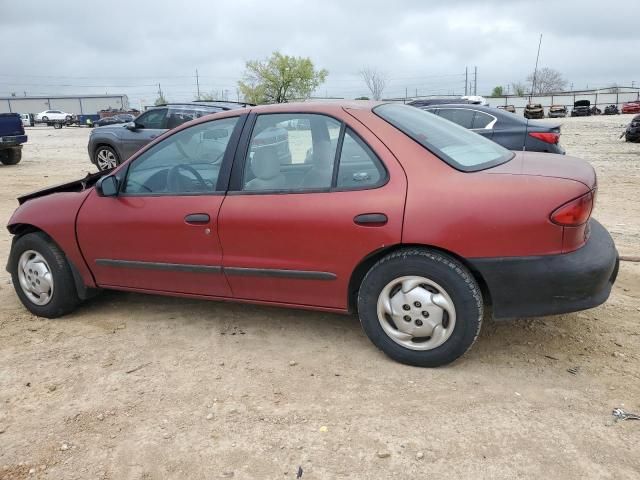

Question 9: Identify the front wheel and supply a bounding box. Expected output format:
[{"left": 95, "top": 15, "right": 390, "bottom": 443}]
[
  {"left": 41, "top": 116, "right": 49, "bottom": 122},
  {"left": 357, "top": 249, "right": 483, "bottom": 367},
  {"left": 9, "top": 232, "right": 81, "bottom": 318},
  {"left": 94, "top": 145, "right": 120, "bottom": 171}
]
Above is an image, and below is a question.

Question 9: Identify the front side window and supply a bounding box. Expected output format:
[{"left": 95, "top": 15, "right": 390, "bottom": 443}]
[
  {"left": 123, "top": 116, "right": 239, "bottom": 195},
  {"left": 136, "top": 108, "right": 167, "bottom": 129},
  {"left": 242, "top": 113, "right": 340, "bottom": 192},
  {"left": 375, "top": 104, "right": 513, "bottom": 172}
]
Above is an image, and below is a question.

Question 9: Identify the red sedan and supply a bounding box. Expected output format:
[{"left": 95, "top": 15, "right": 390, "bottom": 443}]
[
  {"left": 6, "top": 102, "right": 619, "bottom": 367},
  {"left": 621, "top": 101, "right": 640, "bottom": 114}
]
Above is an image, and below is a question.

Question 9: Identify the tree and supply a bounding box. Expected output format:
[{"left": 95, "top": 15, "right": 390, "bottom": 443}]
[
  {"left": 354, "top": 96, "right": 370, "bottom": 100},
  {"left": 526, "top": 67, "right": 567, "bottom": 94},
  {"left": 360, "top": 67, "right": 387, "bottom": 100},
  {"left": 491, "top": 86, "right": 504, "bottom": 97},
  {"left": 511, "top": 82, "right": 527, "bottom": 96},
  {"left": 154, "top": 94, "right": 167, "bottom": 106},
  {"left": 238, "top": 52, "right": 328, "bottom": 104},
  {"left": 195, "top": 91, "right": 220, "bottom": 101}
]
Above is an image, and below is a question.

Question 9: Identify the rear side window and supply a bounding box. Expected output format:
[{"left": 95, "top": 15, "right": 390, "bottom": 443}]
[
  {"left": 472, "top": 111, "right": 495, "bottom": 129},
  {"left": 374, "top": 103, "right": 513, "bottom": 172},
  {"left": 166, "top": 107, "right": 221, "bottom": 130},
  {"left": 336, "top": 128, "right": 385, "bottom": 189},
  {"left": 438, "top": 108, "right": 474, "bottom": 129}
]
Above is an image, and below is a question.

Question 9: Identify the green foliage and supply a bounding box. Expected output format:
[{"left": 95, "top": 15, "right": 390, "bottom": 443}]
[
  {"left": 154, "top": 94, "right": 167, "bottom": 106},
  {"left": 238, "top": 52, "right": 328, "bottom": 104},
  {"left": 511, "top": 82, "right": 526, "bottom": 96},
  {"left": 491, "top": 86, "right": 504, "bottom": 97},
  {"left": 355, "top": 96, "right": 370, "bottom": 100}
]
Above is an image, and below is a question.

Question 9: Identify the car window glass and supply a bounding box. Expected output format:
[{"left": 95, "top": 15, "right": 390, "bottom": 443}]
[
  {"left": 242, "top": 113, "right": 340, "bottom": 192},
  {"left": 472, "top": 111, "right": 494, "bottom": 129},
  {"left": 336, "top": 128, "right": 385, "bottom": 189},
  {"left": 166, "top": 107, "right": 219, "bottom": 130},
  {"left": 437, "top": 109, "right": 475, "bottom": 129},
  {"left": 123, "top": 116, "right": 238, "bottom": 195},
  {"left": 136, "top": 108, "right": 166, "bottom": 129}
]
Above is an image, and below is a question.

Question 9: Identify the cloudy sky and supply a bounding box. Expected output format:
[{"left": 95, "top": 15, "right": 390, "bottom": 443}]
[{"left": 1, "top": 0, "right": 638, "bottom": 106}]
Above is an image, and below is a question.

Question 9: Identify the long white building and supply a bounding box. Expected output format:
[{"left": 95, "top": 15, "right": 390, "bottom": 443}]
[{"left": 0, "top": 94, "right": 129, "bottom": 115}]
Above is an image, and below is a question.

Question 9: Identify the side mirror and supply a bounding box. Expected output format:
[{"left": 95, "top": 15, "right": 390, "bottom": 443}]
[
  {"left": 125, "top": 121, "right": 138, "bottom": 131},
  {"left": 96, "top": 175, "right": 119, "bottom": 197}
]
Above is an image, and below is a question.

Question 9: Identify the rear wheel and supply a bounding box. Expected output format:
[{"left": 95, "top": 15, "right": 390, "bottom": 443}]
[
  {"left": 357, "top": 249, "right": 483, "bottom": 367},
  {"left": 0, "top": 148, "right": 22, "bottom": 165},
  {"left": 94, "top": 145, "right": 120, "bottom": 170},
  {"left": 10, "top": 232, "right": 81, "bottom": 318},
  {"left": 53, "top": 122, "right": 62, "bottom": 129}
]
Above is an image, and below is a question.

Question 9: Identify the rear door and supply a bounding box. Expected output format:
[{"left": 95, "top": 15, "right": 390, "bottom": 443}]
[
  {"left": 218, "top": 111, "right": 406, "bottom": 309},
  {"left": 120, "top": 108, "right": 167, "bottom": 159}
]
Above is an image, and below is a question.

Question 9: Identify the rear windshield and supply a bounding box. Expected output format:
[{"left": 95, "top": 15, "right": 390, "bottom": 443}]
[{"left": 373, "top": 103, "right": 513, "bottom": 172}]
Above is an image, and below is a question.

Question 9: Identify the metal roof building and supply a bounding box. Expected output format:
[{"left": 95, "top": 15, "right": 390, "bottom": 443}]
[{"left": 0, "top": 94, "right": 129, "bottom": 115}]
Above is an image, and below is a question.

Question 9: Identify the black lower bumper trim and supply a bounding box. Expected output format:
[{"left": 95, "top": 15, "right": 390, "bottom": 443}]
[{"left": 469, "top": 219, "right": 619, "bottom": 319}]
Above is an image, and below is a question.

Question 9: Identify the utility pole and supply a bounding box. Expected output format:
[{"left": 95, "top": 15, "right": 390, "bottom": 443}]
[
  {"left": 405, "top": 87, "right": 408, "bottom": 103},
  {"left": 195, "top": 69, "right": 200, "bottom": 100},
  {"left": 465, "top": 66, "right": 468, "bottom": 96},
  {"left": 157, "top": 83, "right": 163, "bottom": 102},
  {"left": 473, "top": 66, "right": 478, "bottom": 95}
]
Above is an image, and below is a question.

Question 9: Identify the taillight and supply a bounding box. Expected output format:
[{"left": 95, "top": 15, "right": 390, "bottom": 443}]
[
  {"left": 550, "top": 191, "right": 594, "bottom": 226},
  {"left": 529, "top": 132, "right": 559, "bottom": 144}
]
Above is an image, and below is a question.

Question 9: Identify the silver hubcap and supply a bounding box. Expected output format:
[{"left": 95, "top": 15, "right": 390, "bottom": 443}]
[
  {"left": 96, "top": 149, "right": 117, "bottom": 170},
  {"left": 376, "top": 276, "right": 456, "bottom": 351},
  {"left": 17, "top": 250, "right": 54, "bottom": 306}
]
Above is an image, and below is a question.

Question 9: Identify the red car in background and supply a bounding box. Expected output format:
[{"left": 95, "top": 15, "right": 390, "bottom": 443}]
[
  {"left": 622, "top": 101, "right": 640, "bottom": 114},
  {"left": 5, "top": 102, "right": 619, "bottom": 367}
]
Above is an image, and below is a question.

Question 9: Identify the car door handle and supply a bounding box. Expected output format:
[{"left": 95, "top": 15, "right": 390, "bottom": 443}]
[
  {"left": 354, "top": 213, "right": 388, "bottom": 226},
  {"left": 185, "top": 213, "right": 210, "bottom": 224}
]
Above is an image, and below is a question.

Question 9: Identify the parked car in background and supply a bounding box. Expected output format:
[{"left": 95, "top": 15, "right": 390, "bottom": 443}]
[
  {"left": 7, "top": 102, "right": 618, "bottom": 367},
  {"left": 622, "top": 114, "right": 640, "bottom": 142},
  {"left": 35, "top": 110, "right": 73, "bottom": 122},
  {"left": 92, "top": 114, "right": 135, "bottom": 127},
  {"left": 571, "top": 100, "right": 592, "bottom": 117},
  {"left": 88, "top": 102, "right": 288, "bottom": 171},
  {"left": 497, "top": 105, "right": 516, "bottom": 113},
  {"left": 524, "top": 104, "right": 544, "bottom": 119},
  {"left": 604, "top": 105, "right": 620, "bottom": 115},
  {"left": 621, "top": 101, "right": 640, "bottom": 114},
  {"left": 420, "top": 104, "right": 565, "bottom": 154},
  {"left": 20, "top": 113, "right": 35, "bottom": 127},
  {"left": 548, "top": 105, "right": 567, "bottom": 118},
  {"left": 0, "top": 113, "right": 27, "bottom": 165}
]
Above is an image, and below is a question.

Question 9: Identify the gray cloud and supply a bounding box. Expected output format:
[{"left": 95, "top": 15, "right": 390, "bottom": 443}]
[{"left": 1, "top": 0, "right": 637, "bottom": 105}]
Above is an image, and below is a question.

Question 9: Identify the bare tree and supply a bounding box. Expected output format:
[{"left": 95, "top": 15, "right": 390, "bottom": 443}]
[
  {"left": 360, "top": 67, "right": 387, "bottom": 100},
  {"left": 526, "top": 67, "right": 567, "bottom": 94}
]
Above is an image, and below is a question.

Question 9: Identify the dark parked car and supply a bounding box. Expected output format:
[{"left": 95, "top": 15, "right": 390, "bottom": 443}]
[
  {"left": 93, "top": 114, "right": 135, "bottom": 127},
  {"left": 88, "top": 102, "right": 290, "bottom": 171},
  {"left": 604, "top": 105, "right": 620, "bottom": 115},
  {"left": 0, "top": 113, "right": 27, "bottom": 165},
  {"left": 548, "top": 105, "right": 567, "bottom": 118},
  {"left": 421, "top": 104, "right": 565, "bottom": 154},
  {"left": 571, "top": 100, "right": 592, "bottom": 117},
  {"left": 7, "top": 102, "right": 618, "bottom": 367},
  {"left": 497, "top": 105, "right": 516, "bottom": 113},
  {"left": 524, "top": 104, "right": 544, "bottom": 119},
  {"left": 622, "top": 114, "right": 640, "bottom": 142}
]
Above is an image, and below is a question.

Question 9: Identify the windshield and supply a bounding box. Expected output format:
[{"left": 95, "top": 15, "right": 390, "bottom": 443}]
[{"left": 373, "top": 103, "right": 513, "bottom": 172}]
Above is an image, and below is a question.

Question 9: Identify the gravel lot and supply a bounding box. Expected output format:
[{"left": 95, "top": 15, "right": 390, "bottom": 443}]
[{"left": 0, "top": 115, "right": 639, "bottom": 480}]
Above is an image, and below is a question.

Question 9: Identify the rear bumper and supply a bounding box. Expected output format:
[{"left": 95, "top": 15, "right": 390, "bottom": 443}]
[
  {"left": 469, "top": 219, "right": 619, "bottom": 319},
  {"left": 0, "top": 134, "right": 27, "bottom": 147}
]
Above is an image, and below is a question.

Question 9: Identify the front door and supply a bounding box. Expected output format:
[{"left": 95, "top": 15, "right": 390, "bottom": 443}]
[
  {"left": 77, "top": 115, "right": 243, "bottom": 297},
  {"left": 120, "top": 107, "right": 167, "bottom": 160},
  {"left": 218, "top": 112, "right": 406, "bottom": 309}
]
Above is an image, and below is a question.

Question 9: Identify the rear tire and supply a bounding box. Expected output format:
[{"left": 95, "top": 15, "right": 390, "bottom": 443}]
[
  {"left": 357, "top": 248, "right": 483, "bottom": 367},
  {"left": 53, "top": 122, "right": 62, "bottom": 129},
  {"left": 94, "top": 145, "right": 120, "bottom": 171},
  {"left": 0, "top": 148, "right": 22, "bottom": 165},
  {"left": 9, "top": 232, "right": 81, "bottom": 318}
]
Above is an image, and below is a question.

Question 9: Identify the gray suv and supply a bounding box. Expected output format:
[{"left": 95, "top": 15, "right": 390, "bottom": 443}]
[{"left": 88, "top": 102, "right": 249, "bottom": 171}]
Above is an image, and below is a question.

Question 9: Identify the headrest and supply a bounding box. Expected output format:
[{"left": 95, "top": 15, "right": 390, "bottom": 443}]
[{"left": 251, "top": 148, "right": 281, "bottom": 180}]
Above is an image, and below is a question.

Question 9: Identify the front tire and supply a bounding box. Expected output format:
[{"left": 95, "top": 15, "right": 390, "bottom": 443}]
[
  {"left": 357, "top": 249, "right": 483, "bottom": 367},
  {"left": 94, "top": 145, "right": 120, "bottom": 171},
  {"left": 10, "top": 232, "right": 81, "bottom": 318}
]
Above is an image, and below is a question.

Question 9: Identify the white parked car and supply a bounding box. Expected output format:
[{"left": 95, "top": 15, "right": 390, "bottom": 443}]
[{"left": 35, "top": 110, "right": 73, "bottom": 122}]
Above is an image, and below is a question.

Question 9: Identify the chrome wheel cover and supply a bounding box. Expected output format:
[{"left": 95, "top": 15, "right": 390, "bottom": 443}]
[
  {"left": 17, "top": 250, "right": 54, "bottom": 306},
  {"left": 96, "top": 148, "right": 117, "bottom": 170},
  {"left": 376, "top": 275, "right": 456, "bottom": 351}
]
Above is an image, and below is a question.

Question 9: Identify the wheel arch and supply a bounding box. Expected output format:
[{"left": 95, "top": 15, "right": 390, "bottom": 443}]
[
  {"left": 347, "top": 243, "right": 492, "bottom": 314},
  {"left": 92, "top": 141, "right": 121, "bottom": 163}
]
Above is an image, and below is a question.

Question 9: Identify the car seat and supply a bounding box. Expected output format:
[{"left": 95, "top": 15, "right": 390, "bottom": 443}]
[{"left": 245, "top": 148, "right": 286, "bottom": 190}]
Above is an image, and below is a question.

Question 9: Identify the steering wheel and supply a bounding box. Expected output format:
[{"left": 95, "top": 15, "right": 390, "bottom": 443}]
[{"left": 167, "top": 164, "right": 208, "bottom": 193}]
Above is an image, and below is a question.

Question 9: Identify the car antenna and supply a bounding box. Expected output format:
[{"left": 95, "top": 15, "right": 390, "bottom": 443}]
[{"left": 523, "top": 33, "right": 543, "bottom": 152}]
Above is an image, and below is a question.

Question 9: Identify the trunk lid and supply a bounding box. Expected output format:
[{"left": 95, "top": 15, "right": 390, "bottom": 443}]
[{"left": 483, "top": 151, "right": 596, "bottom": 189}]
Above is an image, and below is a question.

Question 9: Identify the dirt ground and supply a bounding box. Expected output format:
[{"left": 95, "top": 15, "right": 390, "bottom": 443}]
[{"left": 0, "top": 115, "right": 639, "bottom": 480}]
